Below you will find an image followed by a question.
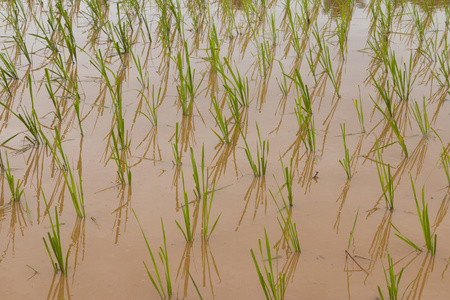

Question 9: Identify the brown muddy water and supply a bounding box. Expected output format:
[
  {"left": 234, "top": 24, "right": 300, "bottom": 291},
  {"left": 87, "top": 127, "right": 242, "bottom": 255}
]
[{"left": 1, "top": 0, "right": 450, "bottom": 299}]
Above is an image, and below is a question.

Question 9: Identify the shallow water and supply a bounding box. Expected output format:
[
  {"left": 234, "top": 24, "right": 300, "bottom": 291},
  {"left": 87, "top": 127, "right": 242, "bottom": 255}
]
[{"left": 1, "top": 0, "right": 450, "bottom": 299}]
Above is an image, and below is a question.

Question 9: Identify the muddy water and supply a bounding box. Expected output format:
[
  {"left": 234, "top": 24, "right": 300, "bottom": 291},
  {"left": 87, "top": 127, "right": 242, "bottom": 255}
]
[{"left": 1, "top": 0, "right": 450, "bottom": 299}]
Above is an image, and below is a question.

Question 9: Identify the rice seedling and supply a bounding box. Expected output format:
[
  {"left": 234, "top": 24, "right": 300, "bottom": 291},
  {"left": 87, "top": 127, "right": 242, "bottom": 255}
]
[
  {"left": 83, "top": 0, "right": 107, "bottom": 32},
  {"left": 44, "top": 68, "right": 62, "bottom": 121},
  {"left": 51, "top": 128, "right": 85, "bottom": 217},
  {"left": 339, "top": 124, "right": 352, "bottom": 180},
  {"left": 276, "top": 62, "right": 289, "bottom": 96},
  {"left": 0, "top": 49, "right": 19, "bottom": 80},
  {"left": 391, "top": 222, "right": 422, "bottom": 253},
  {"left": 54, "top": 0, "right": 77, "bottom": 62},
  {"left": 271, "top": 187, "right": 300, "bottom": 252},
  {"left": 299, "top": 115, "right": 316, "bottom": 153},
  {"left": 155, "top": 0, "right": 172, "bottom": 53},
  {"left": 0, "top": 151, "right": 24, "bottom": 202},
  {"left": 377, "top": 253, "right": 406, "bottom": 300},
  {"left": 250, "top": 229, "right": 286, "bottom": 300},
  {"left": 432, "top": 48, "right": 450, "bottom": 86},
  {"left": 220, "top": 58, "right": 250, "bottom": 107},
  {"left": 411, "top": 177, "right": 437, "bottom": 255},
  {"left": 269, "top": 12, "right": 277, "bottom": 46},
  {"left": 42, "top": 191, "right": 70, "bottom": 274},
  {"left": 386, "top": 52, "right": 416, "bottom": 102},
  {"left": 372, "top": 100, "right": 408, "bottom": 158},
  {"left": 440, "top": 147, "right": 450, "bottom": 187},
  {"left": 111, "top": 77, "right": 130, "bottom": 150},
  {"left": 131, "top": 50, "right": 149, "bottom": 89},
  {"left": 353, "top": 88, "right": 365, "bottom": 133},
  {"left": 290, "top": 69, "right": 312, "bottom": 116},
  {"left": 0, "top": 77, "right": 46, "bottom": 145},
  {"left": 63, "top": 167, "right": 86, "bottom": 218},
  {"left": 175, "top": 42, "right": 204, "bottom": 115},
  {"left": 0, "top": 70, "right": 15, "bottom": 98},
  {"left": 255, "top": 40, "right": 273, "bottom": 77},
  {"left": 376, "top": 142, "right": 394, "bottom": 209},
  {"left": 137, "top": 85, "right": 161, "bottom": 127},
  {"left": 371, "top": 74, "right": 394, "bottom": 118},
  {"left": 334, "top": 0, "right": 353, "bottom": 58},
  {"left": 281, "top": 158, "right": 294, "bottom": 206},
  {"left": 202, "top": 181, "right": 221, "bottom": 240},
  {"left": 176, "top": 174, "right": 194, "bottom": 242},
  {"left": 12, "top": 29, "right": 32, "bottom": 65},
  {"left": 207, "top": 21, "right": 221, "bottom": 72},
  {"left": 172, "top": 123, "right": 182, "bottom": 166},
  {"left": 110, "top": 130, "right": 132, "bottom": 185},
  {"left": 190, "top": 146, "right": 201, "bottom": 199},
  {"left": 316, "top": 32, "right": 340, "bottom": 97},
  {"left": 286, "top": 8, "right": 302, "bottom": 59},
  {"left": 305, "top": 48, "right": 317, "bottom": 83},
  {"left": 411, "top": 98, "right": 430, "bottom": 138},
  {"left": 48, "top": 127, "right": 69, "bottom": 171},
  {"left": 210, "top": 97, "right": 230, "bottom": 144},
  {"left": 242, "top": 123, "right": 269, "bottom": 177},
  {"left": 134, "top": 212, "right": 172, "bottom": 299},
  {"left": 111, "top": 6, "right": 133, "bottom": 56},
  {"left": 167, "top": 0, "right": 184, "bottom": 41}
]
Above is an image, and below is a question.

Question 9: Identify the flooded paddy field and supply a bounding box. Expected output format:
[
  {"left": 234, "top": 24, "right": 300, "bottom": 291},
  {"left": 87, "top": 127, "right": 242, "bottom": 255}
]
[{"left": 1, "top": 0, "right": 450, "bottom": 299}]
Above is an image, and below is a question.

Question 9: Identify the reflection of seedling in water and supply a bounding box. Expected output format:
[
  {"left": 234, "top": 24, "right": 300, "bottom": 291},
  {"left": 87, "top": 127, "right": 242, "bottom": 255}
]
[
  {"left": 348, "top": 208, "right": 359, "bottom": 250},
  {"left": 134, "top": 212, "right": 172, "bottom": 299},
  {"left": 242, "top": 123, "right": 269, "bottom": 177},
  {"left": 251, "top": 229, "right": 286, "bottom": 300},
  {"left": 0, "top": 151, "right": 24, "bottom": 202}
]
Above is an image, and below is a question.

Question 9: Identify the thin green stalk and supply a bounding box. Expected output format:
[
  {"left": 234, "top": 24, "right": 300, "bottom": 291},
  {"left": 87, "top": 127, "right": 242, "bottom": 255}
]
[
  {"left": 134, "top": 211, "right": 172, "bottom": 299},
  {"left": 42, "top": 190, "right": 70, "bottom": 274},
  {"left": 339, "top": 124, "right": 352, "bottom": 180}
]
